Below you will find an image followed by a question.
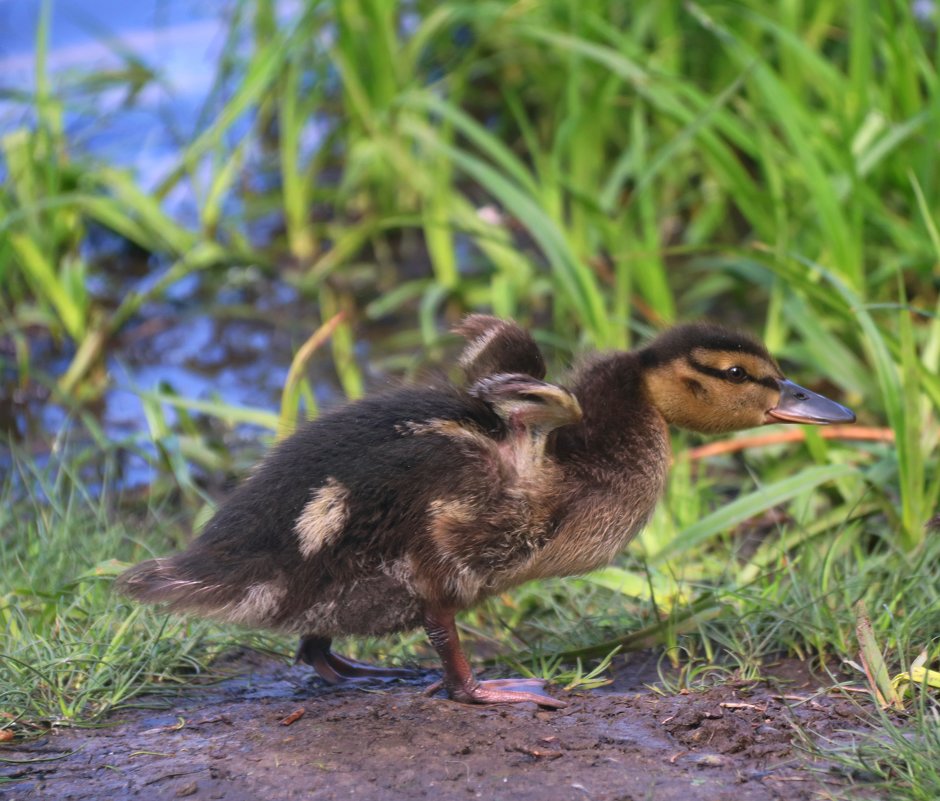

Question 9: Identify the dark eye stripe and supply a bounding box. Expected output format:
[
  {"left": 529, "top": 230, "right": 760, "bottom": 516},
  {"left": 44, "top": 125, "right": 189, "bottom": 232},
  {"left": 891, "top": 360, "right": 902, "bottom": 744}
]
[
  {"left": 688, "top": 358, "right": 734, "bottom": 381},
  {"left": 688, "top": 358, "right": 778, "bottom": 389}
]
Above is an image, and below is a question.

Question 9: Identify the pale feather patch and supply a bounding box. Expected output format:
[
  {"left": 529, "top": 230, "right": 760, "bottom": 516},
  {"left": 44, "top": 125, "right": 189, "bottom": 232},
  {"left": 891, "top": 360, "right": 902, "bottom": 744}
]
[
  {"left": 218, "top": 581, "right": 286, "bottom": 626},
  {"left": 424, "top": 499, "right": 487, "bottom": 605},
  {"left": 428, "top": 497, "right": 477, "bottom": 526},
  {"left": 458, "top": 321, "right": 509, "bottom": 370},
  {"left": 400, "top": 418, "right": 494, "bottom": 451},
  {"left": 294, "top": 478, "right": 350, "bottom": 558},
  {"left": 426, "top": 497, "right": 478, "bottom": 555}
]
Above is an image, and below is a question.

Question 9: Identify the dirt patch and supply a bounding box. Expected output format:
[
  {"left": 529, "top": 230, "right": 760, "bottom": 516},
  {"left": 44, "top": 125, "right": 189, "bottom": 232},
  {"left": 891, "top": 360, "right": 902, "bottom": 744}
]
[{"left": 1, "top": 651, "right": 876, "bottom": 800}]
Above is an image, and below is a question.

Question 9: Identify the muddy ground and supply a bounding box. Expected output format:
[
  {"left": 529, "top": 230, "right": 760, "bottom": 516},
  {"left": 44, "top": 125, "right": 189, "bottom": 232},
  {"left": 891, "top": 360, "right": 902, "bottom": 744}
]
[{"left": 2, "top": 650, "right": 877, "bottom": 801}]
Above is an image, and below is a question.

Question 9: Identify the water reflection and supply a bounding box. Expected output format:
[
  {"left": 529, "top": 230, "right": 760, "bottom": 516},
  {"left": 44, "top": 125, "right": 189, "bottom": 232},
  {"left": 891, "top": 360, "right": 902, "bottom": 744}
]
[
  {"left": 0, "top": 1, "right": 331, "bottom": 487},
  {"left": 0, "top": 0, "right": 227, "bottom": 189}
]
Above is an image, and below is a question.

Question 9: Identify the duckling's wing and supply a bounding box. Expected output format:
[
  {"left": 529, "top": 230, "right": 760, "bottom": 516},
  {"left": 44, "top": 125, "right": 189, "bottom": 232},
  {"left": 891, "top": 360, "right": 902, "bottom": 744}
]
[
  {"left": 453, "top": 315, "right": 546, "bottom": 383},
  {"left": 470, "top": 373, "right": 582, "bottom": 437}
]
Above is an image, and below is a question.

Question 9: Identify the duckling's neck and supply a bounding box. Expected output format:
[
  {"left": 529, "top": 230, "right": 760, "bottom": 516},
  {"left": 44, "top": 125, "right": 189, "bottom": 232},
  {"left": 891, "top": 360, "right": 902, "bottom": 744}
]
[{"left": 557, "top": 353, "right": 669, "bottom": 470}]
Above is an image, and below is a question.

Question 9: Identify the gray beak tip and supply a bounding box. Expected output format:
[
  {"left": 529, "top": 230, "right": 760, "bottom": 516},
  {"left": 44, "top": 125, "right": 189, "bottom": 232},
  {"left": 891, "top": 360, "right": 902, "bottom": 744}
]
[{"left": 767, "top": 379, "right": 856, "bottom": 425}]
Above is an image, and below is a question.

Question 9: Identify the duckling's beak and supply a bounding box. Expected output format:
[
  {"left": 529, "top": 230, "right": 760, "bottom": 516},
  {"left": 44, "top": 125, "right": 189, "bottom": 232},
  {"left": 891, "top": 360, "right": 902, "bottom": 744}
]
[{"left": 765, "top": 379, "right": 856, "bottom": 425}]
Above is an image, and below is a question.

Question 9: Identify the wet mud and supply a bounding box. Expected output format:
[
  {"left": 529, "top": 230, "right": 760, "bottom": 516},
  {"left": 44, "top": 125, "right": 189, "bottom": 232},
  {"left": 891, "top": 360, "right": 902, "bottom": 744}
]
[{"left": 2, "top": 651, "right": 876, "bottom": 800}]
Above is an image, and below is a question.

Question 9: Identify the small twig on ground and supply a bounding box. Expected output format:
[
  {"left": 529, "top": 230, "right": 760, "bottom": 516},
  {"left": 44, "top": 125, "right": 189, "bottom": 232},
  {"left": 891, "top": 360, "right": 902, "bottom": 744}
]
[
  {"left": 720, "top": 702, "right": 766, "bottom": 712},
  {"left": 140, "top": 717, "right": 186, "bottom": 736},
  {"left": 511, "top": 745, "right": 563, "bottom": 760},
  {"left": 280, "top": 708, "right": 306, "bottom": 726}
]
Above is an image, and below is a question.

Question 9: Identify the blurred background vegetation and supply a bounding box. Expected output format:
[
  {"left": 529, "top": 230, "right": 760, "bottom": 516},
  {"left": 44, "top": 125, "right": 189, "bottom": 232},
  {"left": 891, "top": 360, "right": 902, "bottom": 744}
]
[{"left": 1, "top": 0, "right": 939, "bottom": 790}]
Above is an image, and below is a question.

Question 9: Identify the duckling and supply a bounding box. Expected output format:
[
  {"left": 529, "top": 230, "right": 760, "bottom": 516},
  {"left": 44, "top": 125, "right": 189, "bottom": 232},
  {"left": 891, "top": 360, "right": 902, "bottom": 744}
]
[{"left": 116, "top": 318, "right": 855, "bottom": 708}]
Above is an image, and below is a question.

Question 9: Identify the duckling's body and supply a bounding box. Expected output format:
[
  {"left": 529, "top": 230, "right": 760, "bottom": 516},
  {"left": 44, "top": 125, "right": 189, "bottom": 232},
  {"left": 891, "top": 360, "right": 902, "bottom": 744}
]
[{"left": 118, "top": 317, "right": 854, "bottom": 707}]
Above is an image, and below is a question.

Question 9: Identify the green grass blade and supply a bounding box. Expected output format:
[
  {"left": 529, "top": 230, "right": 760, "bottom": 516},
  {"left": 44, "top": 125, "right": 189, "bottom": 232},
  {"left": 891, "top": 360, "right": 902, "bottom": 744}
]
[
  {"left": 652, "top": 464, "right": 856, "bottom": 564},
  {"left": 137, "top": 390, "right": 280, "bottom": 432}
]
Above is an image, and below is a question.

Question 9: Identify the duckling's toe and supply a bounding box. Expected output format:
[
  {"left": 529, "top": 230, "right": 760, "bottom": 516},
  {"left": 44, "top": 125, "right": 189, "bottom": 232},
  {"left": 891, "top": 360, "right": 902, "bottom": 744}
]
[
  {"left": 296, "top": 635, "right": 415, "bottom": 685},
  {"left": 452, "top": 678, "right": 567, "bottom": 708}
]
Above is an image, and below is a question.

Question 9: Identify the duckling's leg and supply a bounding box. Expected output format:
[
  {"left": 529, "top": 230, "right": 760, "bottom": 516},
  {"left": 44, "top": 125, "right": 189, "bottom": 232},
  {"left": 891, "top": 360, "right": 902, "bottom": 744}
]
[
  {"left": 295, "top": 636, "right": 413, "bottom": 684},
  {"left": 423, "top": 609, "right": 567, "bottom": 708}
]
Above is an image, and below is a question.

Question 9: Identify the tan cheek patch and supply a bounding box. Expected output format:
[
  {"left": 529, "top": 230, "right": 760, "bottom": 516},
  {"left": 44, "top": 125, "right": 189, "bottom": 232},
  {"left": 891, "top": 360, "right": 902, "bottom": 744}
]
[{"left": 294, "top": 478, "right": 350, "bottom": 558}]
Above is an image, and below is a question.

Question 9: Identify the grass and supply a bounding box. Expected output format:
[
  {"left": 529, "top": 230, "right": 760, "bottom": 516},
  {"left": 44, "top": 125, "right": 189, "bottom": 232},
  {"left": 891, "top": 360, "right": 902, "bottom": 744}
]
[
  {"left": 0, "top": 449, "right": 222, "bottom": 734},
  {"left": 806, "top": 687, "right": 940, "bottom": 800},
  {"left": 1, "top": 1, "right": 939, "bottom": 796}
]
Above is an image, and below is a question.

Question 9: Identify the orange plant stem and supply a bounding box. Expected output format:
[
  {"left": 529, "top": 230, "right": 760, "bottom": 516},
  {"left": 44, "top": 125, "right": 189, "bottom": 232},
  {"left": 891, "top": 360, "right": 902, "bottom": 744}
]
[{"left": 685, "top": 426, "right": 894, "bottom": 462}]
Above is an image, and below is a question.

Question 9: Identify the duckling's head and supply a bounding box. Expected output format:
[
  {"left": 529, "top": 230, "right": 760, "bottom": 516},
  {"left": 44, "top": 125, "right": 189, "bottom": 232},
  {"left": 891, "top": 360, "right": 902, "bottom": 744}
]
[{"left": 639, "top": 323, "right": 855, "bottom": 434}]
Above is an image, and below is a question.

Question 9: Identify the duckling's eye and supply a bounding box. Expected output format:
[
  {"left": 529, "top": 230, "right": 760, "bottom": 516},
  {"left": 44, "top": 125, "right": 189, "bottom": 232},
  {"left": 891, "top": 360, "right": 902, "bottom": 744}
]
[
  {"left": 726, "top": 366, "right": 748, "bottom": 383},
  {"left": 518, "top": 392, "right": 546, "bottom": 404}
]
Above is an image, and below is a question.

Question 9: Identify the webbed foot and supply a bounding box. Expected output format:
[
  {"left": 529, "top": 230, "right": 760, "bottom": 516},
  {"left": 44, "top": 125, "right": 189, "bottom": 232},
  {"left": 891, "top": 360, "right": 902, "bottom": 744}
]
[
  {"left": 296, "top": 636, "right": 414, "bottom": 685},
  {"left": 452, "top": 677, "right": 567, "bottom": 708},
  {"left": 423, "top": 608, "right": 567, "bottom": 709}
]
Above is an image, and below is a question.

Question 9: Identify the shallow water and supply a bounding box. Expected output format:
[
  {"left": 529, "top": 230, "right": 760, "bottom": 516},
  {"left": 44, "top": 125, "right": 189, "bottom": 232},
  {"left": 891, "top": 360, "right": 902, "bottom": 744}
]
[
  {"left": 2, "top": 0, "right": 232, "bottom": 193},
  {"left": 2, "top": 261, "right": 349, "bottom": 486},
  {"left": 0, "top": 1, "right": 347, "bottom": 484}
]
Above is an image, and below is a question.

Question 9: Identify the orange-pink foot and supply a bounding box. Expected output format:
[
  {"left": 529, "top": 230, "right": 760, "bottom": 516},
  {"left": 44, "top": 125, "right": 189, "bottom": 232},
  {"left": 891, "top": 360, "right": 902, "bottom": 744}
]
[{"left": 451, "top": 677, "right": 566, "bottom": 708}]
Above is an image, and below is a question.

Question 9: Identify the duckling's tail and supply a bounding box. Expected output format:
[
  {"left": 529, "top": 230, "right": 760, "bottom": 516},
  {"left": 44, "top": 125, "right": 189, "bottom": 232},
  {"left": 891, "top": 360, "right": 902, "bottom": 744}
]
[
  {"left": 115, "top": 556, "right": 284, "bottom": 628},
  {"left": 115, "top": 556, "right": 223, "bottom": 609}
]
